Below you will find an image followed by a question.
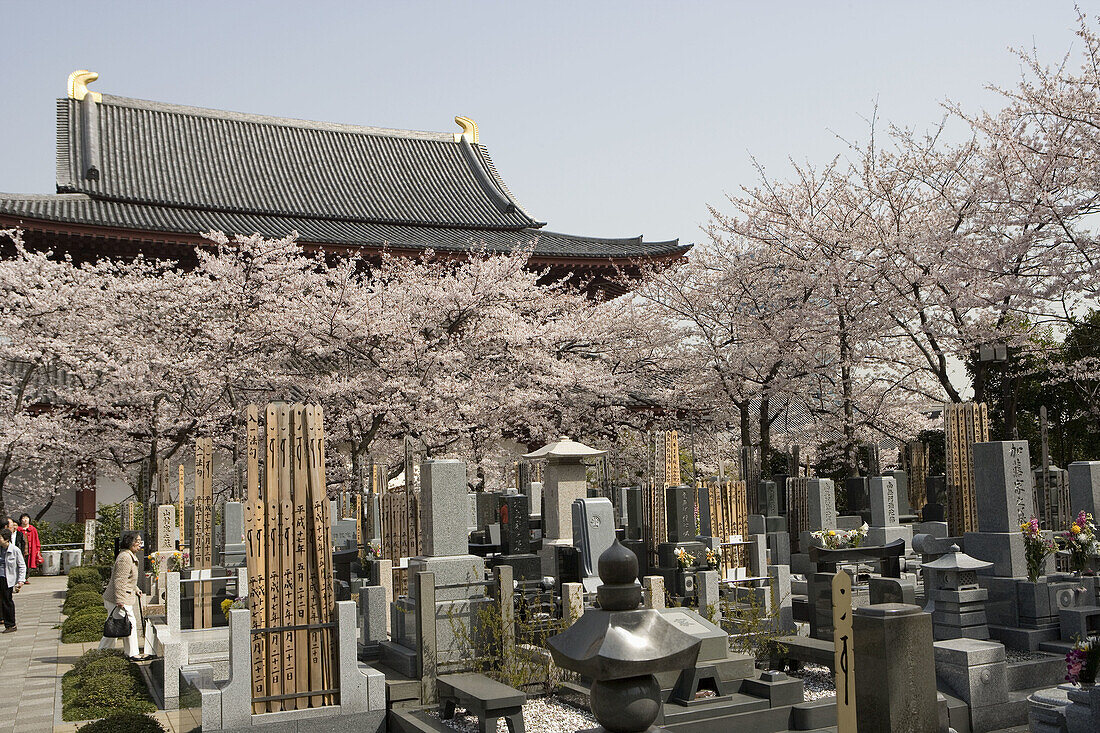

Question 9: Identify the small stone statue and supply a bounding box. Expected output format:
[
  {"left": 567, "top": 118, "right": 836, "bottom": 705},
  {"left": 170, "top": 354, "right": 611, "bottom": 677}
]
[{"left": 549, "top": 539, "right": 701, "bottom": 733}]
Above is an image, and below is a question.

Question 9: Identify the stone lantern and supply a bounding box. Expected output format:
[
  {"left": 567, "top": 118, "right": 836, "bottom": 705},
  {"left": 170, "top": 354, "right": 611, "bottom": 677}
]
[
  {"left": 549, "top": 539, "right": 701, "bottom": 733},
  {"left": 524, "top": 437, "right": 606, "bottom": 576},
  {"left": 921, "top": 544, "right": 993, "bottom": 640}
]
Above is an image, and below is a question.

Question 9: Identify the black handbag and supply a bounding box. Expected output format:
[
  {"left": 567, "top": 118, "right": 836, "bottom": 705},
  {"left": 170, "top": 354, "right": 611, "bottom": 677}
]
[{"left": 103, "top": 607, "right": 132, "bottom": 638}]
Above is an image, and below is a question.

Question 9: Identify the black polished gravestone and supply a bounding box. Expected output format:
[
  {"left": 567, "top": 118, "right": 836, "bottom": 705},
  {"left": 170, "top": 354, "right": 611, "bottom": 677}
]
[
  {"left": 667, "top": 485, "right": 696, "bottom": 542},
  {"left": 498, "top": 494, "right": 531, "bottom": 555},
  {"left": 922, "top": 475, "right": 946, "bottom": 522},
  {"left": 844, "top": 476, "right": 870, "bottom": 517},
  {"left": 475, "top": 491, "right": 499, "bottom": 531},
  {"left": 489, "top": 493, "right": 542, "bottom": 583}
]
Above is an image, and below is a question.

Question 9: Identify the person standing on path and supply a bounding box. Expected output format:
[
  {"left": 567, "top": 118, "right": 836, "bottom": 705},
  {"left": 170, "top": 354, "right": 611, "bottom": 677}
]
[
  {"left": 0, "top": 527, "right": 26, "bottom": 632},
  {"left": 15, "top": 514, "right": 42, "bottom": 582},
  {"left": 4, "top": 517, "right": 26, "bottom": 565},
  {"left": 99, "top": 531, "right": 147, "bottom": 659}
]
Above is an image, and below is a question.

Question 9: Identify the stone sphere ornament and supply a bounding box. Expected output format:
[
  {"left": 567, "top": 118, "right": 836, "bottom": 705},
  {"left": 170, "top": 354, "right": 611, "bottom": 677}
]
[{"left": 549, "top": 538, "right": 701, "bottom": 733}]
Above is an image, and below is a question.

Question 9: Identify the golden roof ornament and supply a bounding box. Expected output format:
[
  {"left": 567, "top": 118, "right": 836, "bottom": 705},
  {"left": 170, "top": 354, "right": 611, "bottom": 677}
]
[
  {"left": 453, "top": 116, "right": 479, "bottom": 144},
  {"left": 67, "top": 70, "right": 102, "bottom": 103}
]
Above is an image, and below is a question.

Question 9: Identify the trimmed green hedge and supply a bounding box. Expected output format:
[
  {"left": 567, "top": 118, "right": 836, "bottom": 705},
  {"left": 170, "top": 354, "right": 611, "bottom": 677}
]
[
  {"left": 61, "top": 605, "right": 108, "bottom": 643},
  {"left": 63, "top": 589, "right": 104, "bottom": 616},
  {"left": 77, "top": 713, "right": 165, "bottom": 733},
  {"left": 71, "top": 648, "right": 126, "bottom": 675},
  {"left": 62, "top": 649, "right": 156, "bottom": 721},
  {"left": 68, "top": 566, "right": 107, "bottom": 592}
]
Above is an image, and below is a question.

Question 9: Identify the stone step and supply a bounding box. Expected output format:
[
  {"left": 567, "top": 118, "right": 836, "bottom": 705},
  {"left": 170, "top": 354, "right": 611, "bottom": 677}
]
[
  {"left": 662, "top": 702, "right": 794, "bottom": 733},
  {"left": 659, "top": 692, "right": 769, "bottom": 724}
]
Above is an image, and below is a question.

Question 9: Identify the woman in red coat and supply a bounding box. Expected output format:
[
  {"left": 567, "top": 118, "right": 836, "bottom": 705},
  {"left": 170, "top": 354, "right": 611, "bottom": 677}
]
[{"left": 16, "top": 515, "right": 43, "bottom": 579}]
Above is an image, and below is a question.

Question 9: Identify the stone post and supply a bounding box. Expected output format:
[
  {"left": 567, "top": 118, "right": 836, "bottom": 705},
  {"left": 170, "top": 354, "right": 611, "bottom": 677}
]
[
  {"left": 697, "top": 569, "right": 721, "bottom": 624},
  {"left": 854, "top": 604, "right": 938, "bottom": 733},
  {"left": 642, "top": 576, "right": 665, "bottom": 610},
  {"left": 415, "top": 571, "right": 437, "bottom": 703},
  {"left": 494, "top": 565, "right": 515, "bottom": 663},
  {"left": 563, "top": 582, "right": 584, "bottom": 625}
]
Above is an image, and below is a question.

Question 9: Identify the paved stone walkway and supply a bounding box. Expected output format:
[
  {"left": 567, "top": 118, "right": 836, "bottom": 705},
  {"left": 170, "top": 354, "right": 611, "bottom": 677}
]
[
  {"left": 0, "top": 575, "right": 67, "bottom": 733},
  {"left": 0, "top": 573, "right": 198, "bottom": 733}
]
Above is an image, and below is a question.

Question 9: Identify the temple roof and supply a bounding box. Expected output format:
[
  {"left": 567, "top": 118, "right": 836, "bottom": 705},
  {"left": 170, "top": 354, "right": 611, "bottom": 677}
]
[{"left": 0, "top": 80, "right": 689, "bottom": 265}]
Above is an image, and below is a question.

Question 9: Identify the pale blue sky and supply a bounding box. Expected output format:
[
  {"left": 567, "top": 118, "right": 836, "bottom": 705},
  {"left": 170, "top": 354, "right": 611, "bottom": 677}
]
[{"left": 0, "top": 1, "right": 1088, "bottom": 246}]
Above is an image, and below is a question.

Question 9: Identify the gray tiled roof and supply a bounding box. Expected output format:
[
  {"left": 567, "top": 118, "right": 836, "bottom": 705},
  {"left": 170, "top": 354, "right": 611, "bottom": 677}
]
[
  {"left": 3, "top": 91, "right": 686, "bottom": 261},
  {"left": 0, "top": 194, "right": 688, "bottom": 259},
  {"left": 56, "top": 95, "right": 538, "bottom": 229}
]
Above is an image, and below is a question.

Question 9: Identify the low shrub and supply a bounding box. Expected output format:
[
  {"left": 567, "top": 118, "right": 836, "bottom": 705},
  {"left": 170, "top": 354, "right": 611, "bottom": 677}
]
[
  {"left": 63, "top": 589, "right": 103, "bottom": 616},
  {"left": 62, "top": 649, "right": 156, "bottom": 721},
  {"left": 78, "top": 713, "right": 165, "bottom": 733},
  {"left": 70, "top": 648, "right": 126, "bottom": 675},
  {"left": 67, "top": 567, "right": 105, "bottom": 592},
  {"left": 61, "top": 605, "right": 108, "bottom": 643},
  {"left": 82, "top": 655, "right": 133, "bottom": 678},
  {"left": 63, "top": 670, "right": 155, "bottom": 721}
]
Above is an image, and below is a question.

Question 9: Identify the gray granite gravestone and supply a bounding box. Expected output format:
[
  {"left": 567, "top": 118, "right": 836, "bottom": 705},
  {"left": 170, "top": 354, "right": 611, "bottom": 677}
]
[
  {"left": 854, "top": 604, "right": 938, "bottom": 733},
  {"left": 422, "top": 459, "right": 468, "bottom": 556},
  {"left": 890, "top": 469, "right": 914, "bottom": 517},
  {"left": 807, "top": 478, "right": 837, "bottom": 531},
  {"left": 1069, "top": 461, "right": 1100, "bottom": 518},
  {"left": 867, "top": 476, "right": 912, "bottom": 549},
  {"left": 221, "top": 501, "right": 245, "bottom": 566},
  {"left": 381, "top": 458, "right": 491, "bottom": 675},
  {"left": 965, "top": 442, "right": 1034, "bottom": 577},
  {"left": 572, "top": 497, "right": 616, "bottom": 592},
  {"left": 974, "top": 441, "right": 1035, "bottom": 532},
  {"left": 527, "top": 481, "right": 542, "bottom": 518},
  {"left": 466, "top": 493, "right": 478, "bottom": 533}
]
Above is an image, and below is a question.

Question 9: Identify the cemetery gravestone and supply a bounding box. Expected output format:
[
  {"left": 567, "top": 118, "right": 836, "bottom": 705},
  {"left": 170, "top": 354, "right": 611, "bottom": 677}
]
[
  {"left": 572, "top": 497, "right": 616, "bottom": 592},
  {"left": 964, "top": 441, "right": 1034, "bottom": 578},
  {"left": 761, "top": 480, "right": 779, "bottom": 517},
  {"left": 498, "top": 494, "right": 531, "bottom": 555},
  {"left": 221, "top": 501, "right": 245, "bottom": 566},
  {"left": 854, "top": 604, "right": 938, "bottom": 733},
  {"left": 666, "top": 485, "right": 696, "bottom": 542},
  {"left": 807, "top": 479, "right": 837, "bottom": 531},
  {"left": 867, "top": 476, "right": 912, "bottom": 550},
  {"left": 1069, "top": 462, "right": 1100, "bottom": 518},
  {"left": 845, "top": 476, "right": 869, "bottom": 515},
  {"left": 974, "top": 441, "right": 1034, "bottom": 533},
  {"left": 421, "top": 460, "right": 467, "bottom": 556}
]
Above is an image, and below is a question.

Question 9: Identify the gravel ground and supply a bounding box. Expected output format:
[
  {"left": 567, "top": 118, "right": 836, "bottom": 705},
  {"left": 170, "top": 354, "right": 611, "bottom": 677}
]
[
  {"left": 428, "top": 695, "right": 596, "bottom": 733},
  {"left": 1006, "top": 647, "right": 1060, "bottom": 663},
  {"left": 787, "top": 663, "right": 836, "bottom": 701}
]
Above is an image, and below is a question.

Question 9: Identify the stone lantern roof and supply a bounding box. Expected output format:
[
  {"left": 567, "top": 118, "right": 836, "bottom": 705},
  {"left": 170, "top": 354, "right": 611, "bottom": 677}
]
[
  {"left": 920, "top": 545, "right": 993, "bottom": 573},
  {"left": 522, "top": 436, "right": 606, "bottom": 462}
]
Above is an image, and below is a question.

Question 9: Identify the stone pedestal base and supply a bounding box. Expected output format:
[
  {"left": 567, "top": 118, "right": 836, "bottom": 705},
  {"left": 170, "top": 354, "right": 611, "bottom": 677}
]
[
  {"left": 865, "top": 525, "right": 912, "bottom": 552},
  {"left": 964, "top": 531, "right": 1027, "bottom": 577}
]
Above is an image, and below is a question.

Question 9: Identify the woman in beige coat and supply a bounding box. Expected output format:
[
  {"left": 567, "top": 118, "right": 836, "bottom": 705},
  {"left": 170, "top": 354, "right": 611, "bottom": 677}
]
[{"left": 99, "top": 531, "right": 147, "bottom": 659}]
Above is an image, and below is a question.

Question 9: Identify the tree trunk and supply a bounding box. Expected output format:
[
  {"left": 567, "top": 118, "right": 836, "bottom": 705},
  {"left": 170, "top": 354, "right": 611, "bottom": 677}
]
[
  {"left": 759, "top": 394, "right": 772, "bottom": 463},
  {"left": 34, "top": 495, "right": 54, "bottom": 522},
  {"left": 738, "top": 402, "right": 752, "bottom": 454}
]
